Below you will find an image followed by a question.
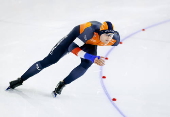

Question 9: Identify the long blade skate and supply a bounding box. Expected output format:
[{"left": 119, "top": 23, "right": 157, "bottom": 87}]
[
  {"left": 7, "top": 78, "right": 23, "bottom": 91},
  {"left": 6, "top": 86, "right": 11, "bottom": 90},
  {"left": 52, "top": 91, "right": 57, "bottom": 97}
]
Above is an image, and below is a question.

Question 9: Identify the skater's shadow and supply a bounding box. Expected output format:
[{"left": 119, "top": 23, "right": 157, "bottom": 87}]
[
  {"left": 6, "top": 89, "right": 44, "bottom": 106},
  {"left": 7, "top": 89, "right": 30, "bottom": 98},
  {"left": 7, "top": 88, "right": 53, "bottom": 99}
]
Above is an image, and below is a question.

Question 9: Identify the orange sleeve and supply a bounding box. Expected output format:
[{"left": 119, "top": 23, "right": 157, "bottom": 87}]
[
  {"left": 71, "top": 47, "right": 82, "bottom": 56},
  {"left": 79, "top": 22, "right": 92, "bottom": 34}
]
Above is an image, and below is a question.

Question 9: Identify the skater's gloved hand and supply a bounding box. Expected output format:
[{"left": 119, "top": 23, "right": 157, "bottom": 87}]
[{"left": 94, "top": 56, "right": 107, "bottom": 66}]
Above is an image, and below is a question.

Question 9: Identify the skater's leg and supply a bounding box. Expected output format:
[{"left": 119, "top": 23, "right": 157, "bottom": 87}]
[
  {"left": 63, "top": 44, "right": 98, "bottom": 84},
  {"left": 20, "top": 61, "right": 43, "bottom": 81},
  {"left": 53, "top": 58, "right": 93, "bottom": 95},
  {"left": 53, "top": 44, "right": 97, "bottom": 95},
  {"left": 9, "top": 52, "right": 66, "bottom": 89},
  {"left": 9, "top": 25, "right": 80, "bottom": 89},
  {"left": 20, "top": 25, "right": 80, "bottom": 81},
  {"left": 21, "top": 45, "right": 68, "bottom": 81},
  {"left": 63, "top": 58, "right": 93, "bottom": 84}
]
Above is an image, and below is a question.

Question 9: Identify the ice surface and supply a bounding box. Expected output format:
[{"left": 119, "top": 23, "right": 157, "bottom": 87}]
[{"left": 0, "top": 0, "right": 170, "bottom": 117}]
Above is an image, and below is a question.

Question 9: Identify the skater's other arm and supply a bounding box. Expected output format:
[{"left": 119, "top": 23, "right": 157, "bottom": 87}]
[
  {"left": 68, "top": 27, "right": 100, "bottom": 63},
  {"left": 69, "top": 43, "right": 106, "bottom": 66}
]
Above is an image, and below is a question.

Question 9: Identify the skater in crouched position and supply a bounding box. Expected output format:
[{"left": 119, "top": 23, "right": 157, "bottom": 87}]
[{"left": 8, "top": 21, "right": 120, "bottom": 96}]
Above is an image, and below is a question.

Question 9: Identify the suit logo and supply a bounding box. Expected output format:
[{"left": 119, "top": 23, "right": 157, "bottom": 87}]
[
  {"left": 50, "top": 35, "right": 67, "bottom": 55},
  {"left": 84, "top": 35, "right": 87, "bottom": 40},
  {"left": 36, "top": 64, "right": 41, "bottom": 70}
]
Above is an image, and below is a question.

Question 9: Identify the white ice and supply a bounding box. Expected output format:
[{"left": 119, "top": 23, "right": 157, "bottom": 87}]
[{"left": 0, "top": 0, "right": 170, "bottom": 117}]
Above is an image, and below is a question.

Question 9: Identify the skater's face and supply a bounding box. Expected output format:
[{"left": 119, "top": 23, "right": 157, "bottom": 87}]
[{"left": 100, "top": 33, "right": 114, "bottom": 44}]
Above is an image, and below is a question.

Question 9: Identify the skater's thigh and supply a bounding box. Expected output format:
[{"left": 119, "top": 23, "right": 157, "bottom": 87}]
[
  {"left": 40, "top": 44, "right": 68, "bottom": 68},
  {"left": 40, "top": 25, "right": 80, "bottom": 68}
]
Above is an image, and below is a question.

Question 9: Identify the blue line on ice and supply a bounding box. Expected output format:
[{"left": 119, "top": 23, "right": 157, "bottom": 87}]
[{"left": 100, "top": 19, "right": 170, "bottom": 117}]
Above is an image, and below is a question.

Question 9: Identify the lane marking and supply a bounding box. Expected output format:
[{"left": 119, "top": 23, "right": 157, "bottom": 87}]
[{"left": 100, "top": 19, "right": 170, "bottom": 117}]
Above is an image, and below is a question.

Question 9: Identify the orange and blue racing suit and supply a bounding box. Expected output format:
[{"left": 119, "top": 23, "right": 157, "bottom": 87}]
[{"left": 20, "top": 21, "right": 120, "bottom": 84}]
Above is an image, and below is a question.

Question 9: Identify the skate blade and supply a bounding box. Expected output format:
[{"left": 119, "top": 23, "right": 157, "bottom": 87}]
[
  {"left": 6, "top": 86, "right": 11, "bottom": 91},
  {"left": 52, "top": 91, "right": 57, "bottom": 97}
]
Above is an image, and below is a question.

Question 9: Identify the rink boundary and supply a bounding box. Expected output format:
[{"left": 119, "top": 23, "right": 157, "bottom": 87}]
[{"left": 100, "top": 19, "right": 170, "bottom": 117}]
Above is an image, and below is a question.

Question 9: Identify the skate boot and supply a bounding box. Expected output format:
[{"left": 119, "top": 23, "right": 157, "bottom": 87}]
[
  {"left": 52, "top": 81, "right": 66, "bottom": 97},
  {"left": 6, "top": 78, "right": 23, "bottom": 90}
]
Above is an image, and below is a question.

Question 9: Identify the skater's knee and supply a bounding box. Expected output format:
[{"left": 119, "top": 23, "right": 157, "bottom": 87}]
[
  {"left": 39, "top": 59, "right": 55, "bottom": 68},
  {"left": 80, "top": 61, "right": 92, "bottom": 69}
]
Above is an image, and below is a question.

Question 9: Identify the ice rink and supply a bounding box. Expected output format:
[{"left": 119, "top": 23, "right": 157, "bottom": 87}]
[{"left": 0, "top": 0, "right": 170, "bottom": 117}]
